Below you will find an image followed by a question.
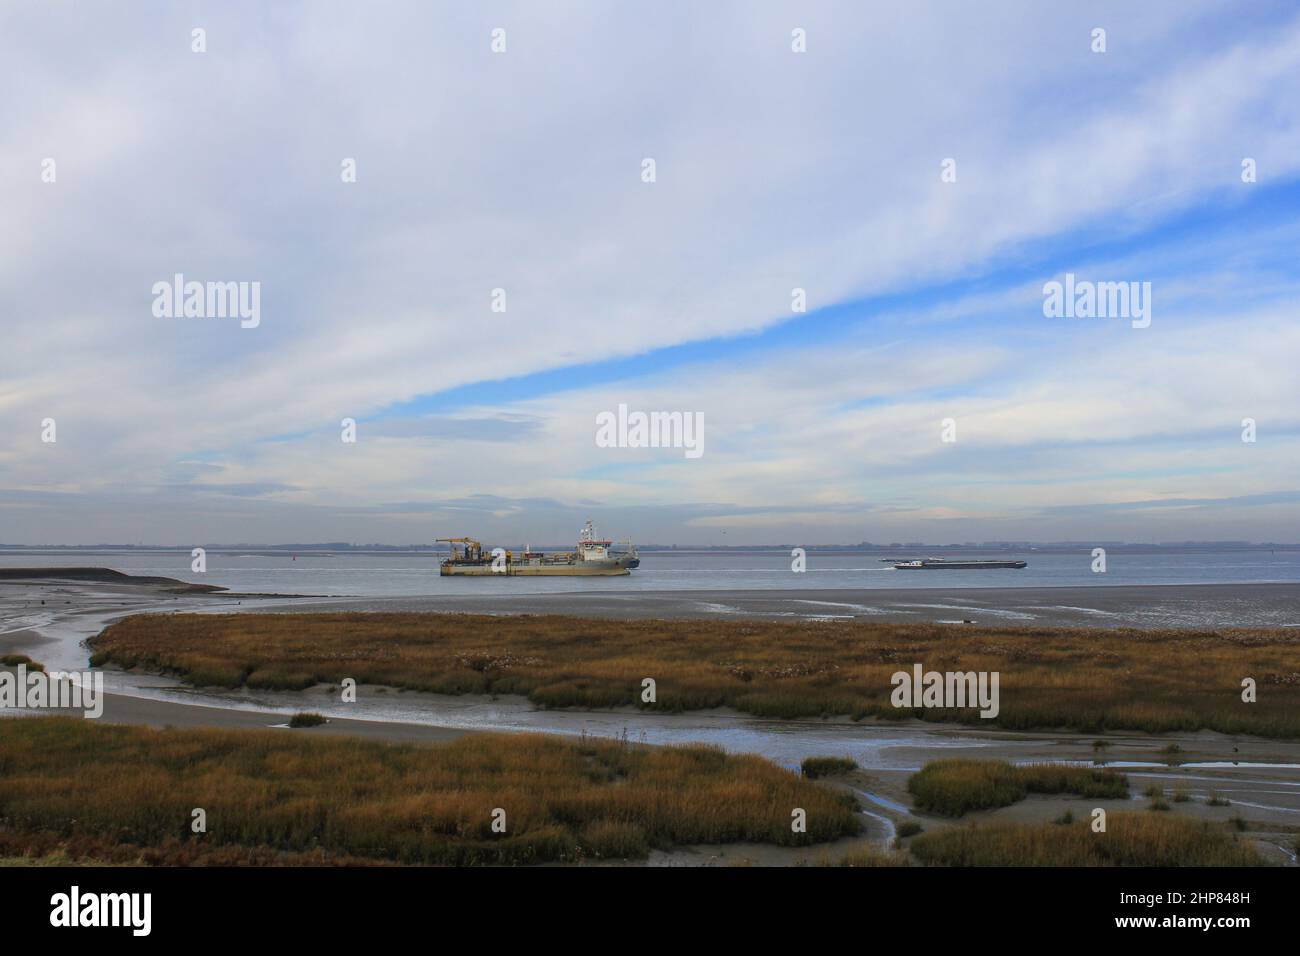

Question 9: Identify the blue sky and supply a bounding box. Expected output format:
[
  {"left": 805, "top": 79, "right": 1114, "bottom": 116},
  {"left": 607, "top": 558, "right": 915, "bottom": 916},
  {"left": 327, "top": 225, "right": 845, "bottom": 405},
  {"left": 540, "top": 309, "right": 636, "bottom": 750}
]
[
  {"left": 388, "top": 177, "right": 1300, "bottom": 418},
  {"left": 2, "top": 0, "right": 1299, "bottom": 545}
]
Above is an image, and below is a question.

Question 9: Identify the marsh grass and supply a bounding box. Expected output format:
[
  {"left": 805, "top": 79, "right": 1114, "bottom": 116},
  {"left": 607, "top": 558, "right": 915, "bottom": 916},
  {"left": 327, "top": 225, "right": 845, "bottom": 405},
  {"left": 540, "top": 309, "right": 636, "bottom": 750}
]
[
  {"left": 909, "top": 813, "right": 1266, "bottom": 866},
  {"left": 579, "top": 820, "right": 649, "bottom": 859},
  {"left": 907, "top": 759, "right": 1129, "bottom": 817},
  {"left": 817, "top": 845, "right": 910, "bottom": 867},
  {"left": 0, "top": 850, "right": 123, "bottom": 867},
  {"left": 0, "top": 718, "right": 857, "bottom": 865},
  {"left": 801, "top": 756, "right": 857, "bottom": 779},
  {"left": 88, "top": 613, "right": 1300, "bottom": 737},
  {"left": 287, "top": 712, "right": 327, "bottom": 728}
]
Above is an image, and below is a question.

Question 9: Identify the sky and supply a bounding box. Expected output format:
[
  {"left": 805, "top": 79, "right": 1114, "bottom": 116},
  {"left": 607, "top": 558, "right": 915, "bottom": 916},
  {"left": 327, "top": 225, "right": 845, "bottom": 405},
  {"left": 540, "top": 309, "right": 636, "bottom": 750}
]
[{"left": 2, "top": 0, "right": 1299, "bottom": 546}]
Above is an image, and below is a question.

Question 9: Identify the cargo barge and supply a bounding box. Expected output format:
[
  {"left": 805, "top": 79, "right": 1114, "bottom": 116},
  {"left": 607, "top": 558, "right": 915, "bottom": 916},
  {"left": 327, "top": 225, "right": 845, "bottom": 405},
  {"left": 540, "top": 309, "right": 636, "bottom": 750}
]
[
  {"left": 438, "top": 521, "right": 639, "bottom": 576},
  {"left": 891, "top": 557, "right": 1027, "bottom": 570}
]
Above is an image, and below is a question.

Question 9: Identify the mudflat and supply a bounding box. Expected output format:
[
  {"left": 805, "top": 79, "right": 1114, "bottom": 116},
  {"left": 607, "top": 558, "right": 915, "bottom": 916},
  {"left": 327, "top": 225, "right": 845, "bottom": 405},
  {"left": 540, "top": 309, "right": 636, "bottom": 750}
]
[
  {"left": 244, "top": 581, "right": 1300, "bottom": 629},
  {"left": 0, "top": 567, "right": 227, "bottom": 592}
]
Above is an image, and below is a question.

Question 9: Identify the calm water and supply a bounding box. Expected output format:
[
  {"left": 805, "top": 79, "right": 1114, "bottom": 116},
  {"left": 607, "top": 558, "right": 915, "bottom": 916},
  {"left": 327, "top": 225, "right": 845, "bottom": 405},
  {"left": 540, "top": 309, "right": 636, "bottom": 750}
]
[{"left": 2, "top": 548, "right": 1298, "bottom": 597}]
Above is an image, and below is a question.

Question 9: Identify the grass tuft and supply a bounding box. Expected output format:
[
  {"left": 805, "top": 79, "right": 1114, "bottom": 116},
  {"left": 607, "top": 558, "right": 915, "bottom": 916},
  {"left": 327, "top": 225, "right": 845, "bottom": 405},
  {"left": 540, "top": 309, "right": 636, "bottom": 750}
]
[
  {"left": 800, "top": 756, "right": 857, "bottom": 779},
  {"left": 287, "top": 712, "right": 328, "bottom": 728},
  {"left": 817, "top": 845, "right": 910, "bottom": 867}
]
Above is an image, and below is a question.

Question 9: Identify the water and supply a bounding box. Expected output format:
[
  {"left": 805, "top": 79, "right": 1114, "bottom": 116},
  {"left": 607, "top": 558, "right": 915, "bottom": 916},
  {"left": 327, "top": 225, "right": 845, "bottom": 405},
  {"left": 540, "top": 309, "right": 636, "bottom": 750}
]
[
  {"left": 88, "top": 670, "right": 1000, "bottom": 770},
  {"left": 2, "top": 548, "right": 1298, "bottom": 597}
]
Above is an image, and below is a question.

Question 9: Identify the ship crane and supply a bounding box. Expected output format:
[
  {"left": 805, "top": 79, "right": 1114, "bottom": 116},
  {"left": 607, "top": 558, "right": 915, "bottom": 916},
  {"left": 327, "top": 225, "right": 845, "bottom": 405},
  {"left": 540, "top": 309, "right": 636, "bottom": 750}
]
[{"left": 437, "top": 537, "right": 483, "bottom": 562}]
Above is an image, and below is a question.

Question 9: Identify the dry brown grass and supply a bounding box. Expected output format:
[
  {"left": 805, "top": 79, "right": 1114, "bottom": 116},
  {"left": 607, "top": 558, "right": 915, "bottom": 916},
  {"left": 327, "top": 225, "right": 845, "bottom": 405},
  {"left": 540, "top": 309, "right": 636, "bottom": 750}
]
[
  {"left": 89, "top": 612, "right": 1300, "bottom": 736},
  {"left": 909, "top": 813, "right": 1268, "bottom": 866},
  {"left": 0, "top": 717, "right": 858, "bottom": 865},
  {"left": 815, "top": 845, "right": 911, "bottom": 866}
]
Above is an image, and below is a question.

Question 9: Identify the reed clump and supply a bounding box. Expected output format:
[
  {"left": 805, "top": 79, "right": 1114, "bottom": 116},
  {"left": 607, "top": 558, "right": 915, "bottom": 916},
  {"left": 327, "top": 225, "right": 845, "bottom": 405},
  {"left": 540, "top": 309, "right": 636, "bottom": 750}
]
[
  {"left": 817, "top": 845, "right": 911, "bottom": 867},
  {"left": 287, "top": 712, "right": 327, "bottom": 728},
  {"left": 801, "top": 756, "right": 857, "bottom": 779},
  {"left": 1, "top": 655, "right": 43, "bottom": 671},
  {"left": 907, "top": 759, "right": 1129, "bottom": 816},
  {"left": 909, "top": 813, "right": 1266, "bottom": 866}
]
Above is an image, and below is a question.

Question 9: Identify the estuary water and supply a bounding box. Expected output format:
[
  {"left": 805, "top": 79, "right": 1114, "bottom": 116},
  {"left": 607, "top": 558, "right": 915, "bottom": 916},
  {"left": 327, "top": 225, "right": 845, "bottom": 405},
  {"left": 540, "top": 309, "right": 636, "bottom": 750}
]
[{"left": 2, "top": 547, "right": 1297, "bottom": 598}]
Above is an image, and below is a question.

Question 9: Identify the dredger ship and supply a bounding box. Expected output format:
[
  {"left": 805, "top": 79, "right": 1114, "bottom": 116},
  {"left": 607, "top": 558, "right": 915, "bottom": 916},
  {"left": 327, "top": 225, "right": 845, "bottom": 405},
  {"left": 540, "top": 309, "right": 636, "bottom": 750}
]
[{"left": 438, "top": 521, "right": 639, "bottom": 576}]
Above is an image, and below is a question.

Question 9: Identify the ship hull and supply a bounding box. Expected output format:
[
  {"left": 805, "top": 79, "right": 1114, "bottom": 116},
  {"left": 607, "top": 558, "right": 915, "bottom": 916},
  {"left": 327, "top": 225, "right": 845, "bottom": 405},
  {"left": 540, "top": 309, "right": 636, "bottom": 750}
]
[
  {"left": 894, "top": 560, "right": 1026, "bottom": 570},
  {"left": 440, "top": 563, "right": 631, "bottom": 576}
]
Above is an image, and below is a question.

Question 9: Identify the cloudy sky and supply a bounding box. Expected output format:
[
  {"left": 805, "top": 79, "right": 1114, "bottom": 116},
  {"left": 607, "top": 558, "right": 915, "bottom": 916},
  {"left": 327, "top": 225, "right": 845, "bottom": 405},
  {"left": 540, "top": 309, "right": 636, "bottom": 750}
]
[{"left": 2, "top": 1, "right": 1298, "bottom": 546}]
